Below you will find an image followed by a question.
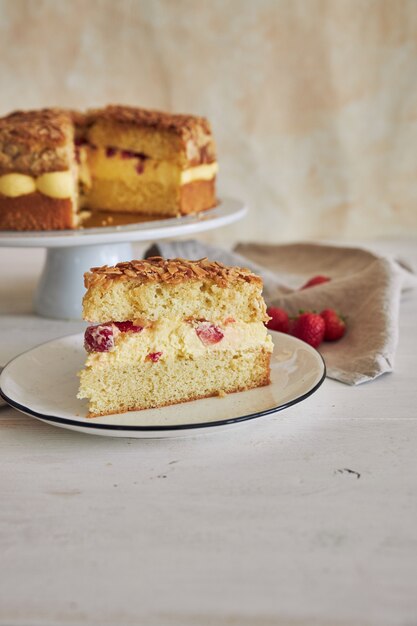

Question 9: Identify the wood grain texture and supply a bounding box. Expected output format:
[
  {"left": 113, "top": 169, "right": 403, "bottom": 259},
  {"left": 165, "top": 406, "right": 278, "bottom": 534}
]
[{"left": 0, "top": 240, "right": 417, "bottom": 626}]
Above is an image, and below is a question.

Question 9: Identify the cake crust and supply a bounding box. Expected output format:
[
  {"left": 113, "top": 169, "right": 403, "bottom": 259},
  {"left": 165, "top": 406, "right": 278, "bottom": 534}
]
[
  {"left": 0, "top": 193, "right": 75, "bottom": 230},
  {"left": 0, "top": 108, "right": 76, "bottom": 176},
  {"left": 85, "top": 257, "right": 263, "bottom": 290},
  {"left": 179, "top": 179, "right": 216, "bottom": 214},
  {"left": 87, "top": 104, "right": 211, "bottom": 140}
]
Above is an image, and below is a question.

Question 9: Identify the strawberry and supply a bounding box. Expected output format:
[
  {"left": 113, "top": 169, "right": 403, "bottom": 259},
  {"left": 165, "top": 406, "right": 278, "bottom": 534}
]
[
  {"left": 301, "top": 275, "right": 331, "bottom": 289},
  {"left": 195, "top": 321, "right": 224, "bottom": 345},
  {"left": 84, "top": 323, "right": 115, "bottom": 353},
  {"left": 320, "top": 309, "right": 346, "bottom": 341},
  {"left": 291, "top": 312, "right": 325, "bottom": 348},
  {"left": 266, "top": 307, "right": 290, "bottom": 333},
  {"left": 114, "top": 321, "right": 143, "bottom": 333}
]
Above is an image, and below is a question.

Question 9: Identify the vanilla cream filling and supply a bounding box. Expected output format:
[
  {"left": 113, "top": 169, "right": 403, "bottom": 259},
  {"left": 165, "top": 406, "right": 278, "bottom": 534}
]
[
  {"left": 86, "top": 319, "right": 272, "bottom": 368},
  {"left": 180, "top": 162, "right": 218, "bottom": 184},
  {"left": 0, "top": 171, "right": 74, "bottom": 199},
  {"left": 0, "top": 150, "right": 216, "bottom": 200},
  {"left": 88, "top": 147, "right": 218, "bottom": 186}
]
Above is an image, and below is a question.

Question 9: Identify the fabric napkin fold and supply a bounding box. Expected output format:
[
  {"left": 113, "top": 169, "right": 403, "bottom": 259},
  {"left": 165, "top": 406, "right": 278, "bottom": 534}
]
[{"left": 145, "top": 240, "right": 416, "bottom": 384}]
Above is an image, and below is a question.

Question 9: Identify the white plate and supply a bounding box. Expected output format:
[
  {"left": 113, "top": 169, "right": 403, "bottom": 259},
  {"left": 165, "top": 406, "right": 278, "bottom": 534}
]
[
  {"left": 0, "top": 331, "right": 325, "bottom": 438},
  {"left": 0, "top": 197, "right": 246, "bottom": 247}
]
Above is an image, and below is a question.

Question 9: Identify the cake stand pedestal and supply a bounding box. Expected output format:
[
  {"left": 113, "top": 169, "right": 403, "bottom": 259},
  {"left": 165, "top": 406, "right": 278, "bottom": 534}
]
[
  {"left": 0, "top": 198, "right": 246, "bottom": 320},
  {"left": 33, "top": 242, "right": 134, "bottom": 319}
]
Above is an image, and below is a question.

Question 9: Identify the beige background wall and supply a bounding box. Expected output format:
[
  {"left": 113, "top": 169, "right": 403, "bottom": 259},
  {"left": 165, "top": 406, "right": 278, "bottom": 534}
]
[{"left": 1, "top": 0, "right": 417, "bottom": 243}]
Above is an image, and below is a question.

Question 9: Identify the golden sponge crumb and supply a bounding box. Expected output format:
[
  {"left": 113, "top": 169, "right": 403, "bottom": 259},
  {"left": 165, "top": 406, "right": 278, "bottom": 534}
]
[
  {"left": 78, "top": 348, "right": 271, "bottom": 417},
  {"left": 86, "top": 177, "right": 182, "bottom": 216},
  {"left": 83, "top": 279, "right": 267, "bottom": 324}
]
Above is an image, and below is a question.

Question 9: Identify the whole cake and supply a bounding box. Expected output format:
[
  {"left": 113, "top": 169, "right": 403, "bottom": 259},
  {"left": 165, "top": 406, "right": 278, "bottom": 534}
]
[
  {"left": 0, "top": 105, "right": 217, "bottom": 230},
  {"left": 77, "top": 257, "right": 273, "bottom": 417}
]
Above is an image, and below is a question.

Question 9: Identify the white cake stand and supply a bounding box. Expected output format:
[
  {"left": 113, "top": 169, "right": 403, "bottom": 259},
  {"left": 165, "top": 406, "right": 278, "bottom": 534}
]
[{"left": 0, "top": 197, "right": 246, "bottom": 320}]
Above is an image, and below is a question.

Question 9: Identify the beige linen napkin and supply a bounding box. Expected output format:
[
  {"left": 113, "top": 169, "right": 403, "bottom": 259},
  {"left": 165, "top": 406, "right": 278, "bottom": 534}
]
[{"left": 145, "top": 241, "right": 416, "bottom": 384}]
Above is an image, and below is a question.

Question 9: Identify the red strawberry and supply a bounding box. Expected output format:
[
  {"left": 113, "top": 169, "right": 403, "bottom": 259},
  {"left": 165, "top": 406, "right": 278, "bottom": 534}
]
[
  {"left": 114, "top": 321, "right": 143, "bottom": 333},
  {"left": 195, "top": 322, "right": 224, "bottom": 345},
  {"left": 291, "top": 312, "right": 325, "bottom": 348},
  {"left": 147, "top": 351, "right": 163, "bottom": 362},
  {"left": 84, "top": 323, "right": 115, "bottom": 353},
  {"left": 301, "top": 275, "right": 331, "bottom": 289},
  {"left": 266, "top": 307, "right": 290, "bottom": 333},
  {"left": 320, "top": 309, "right": 346, "bottom": 341}
]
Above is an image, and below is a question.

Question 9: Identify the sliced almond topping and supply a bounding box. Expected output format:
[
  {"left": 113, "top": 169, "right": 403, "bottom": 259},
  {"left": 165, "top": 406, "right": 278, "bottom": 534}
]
[{"left": 84, "top": 257, "right": 262, "bottom": 289}]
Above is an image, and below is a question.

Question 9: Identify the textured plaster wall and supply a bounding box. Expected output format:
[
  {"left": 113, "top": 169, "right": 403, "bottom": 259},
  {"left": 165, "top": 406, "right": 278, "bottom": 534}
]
[{"left": 1, "top": 0, "right": 417, "bottom": 243}]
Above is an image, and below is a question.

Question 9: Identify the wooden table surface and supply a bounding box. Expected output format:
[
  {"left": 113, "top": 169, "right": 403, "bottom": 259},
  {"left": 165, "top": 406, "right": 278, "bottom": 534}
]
[{"left": 1, "top": 240, "right": 416, "bottom": 626}]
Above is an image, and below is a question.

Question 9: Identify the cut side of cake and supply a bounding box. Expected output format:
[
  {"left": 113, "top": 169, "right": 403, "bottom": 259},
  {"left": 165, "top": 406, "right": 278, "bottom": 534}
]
[
  {"left": 83, "top": 106, "right": 217, "bottom": 217},
  {"left": 0, "top": 105, "right": 217, "bottom": 230},
  {"left": 0, "top": 109, "right": 81, "bottom": 230},
  {"left": 77, "top": 257, "right": 273, "bottom": 417}
]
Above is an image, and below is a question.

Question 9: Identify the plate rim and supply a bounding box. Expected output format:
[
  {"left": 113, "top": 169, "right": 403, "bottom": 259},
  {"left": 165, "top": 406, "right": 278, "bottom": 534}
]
[{"left": 0, "top": 332, "right": 326, "bottom": 432}]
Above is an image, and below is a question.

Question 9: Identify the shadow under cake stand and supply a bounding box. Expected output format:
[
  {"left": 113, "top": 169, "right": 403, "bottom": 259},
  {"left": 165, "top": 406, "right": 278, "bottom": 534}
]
[{"left": 0, "top": 197, "right": 246, "bottom": 320}]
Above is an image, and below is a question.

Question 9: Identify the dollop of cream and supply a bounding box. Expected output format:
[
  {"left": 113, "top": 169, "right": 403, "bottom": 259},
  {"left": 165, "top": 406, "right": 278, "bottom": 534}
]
[
  {"left": 0, "top": 173, "right": 36, "bottom": 197},
  {"left": 36, "top": 171, "right": 74, "bottom": 199},
  {"left": 180, "top": 162, "right": 218, "bottom": 184},
  {"left": 0, "top": 171, "right": 74, "bottom": 199}
]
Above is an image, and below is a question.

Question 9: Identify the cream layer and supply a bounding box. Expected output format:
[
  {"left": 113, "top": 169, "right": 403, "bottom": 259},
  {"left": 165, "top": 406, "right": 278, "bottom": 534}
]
[
  {"left": 0, "top": 171, "right": 74, "bottom": 199},
  {"left": 87, "top": 147, "right": 218, "bottom": 187},
  {"left": 0, "top": 150, "right": 217, "bottom": 199},
  {"left": 85, "top": 319, "right": 273, "bottom": 368}
]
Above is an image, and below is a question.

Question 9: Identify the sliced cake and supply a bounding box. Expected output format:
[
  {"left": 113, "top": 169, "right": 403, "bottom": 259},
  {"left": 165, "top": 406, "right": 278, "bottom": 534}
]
[
  {"left": 78, "top": 257, "right": 273, "bottom": 417},
  {"left": 83, "top": 105, "right": 217, "bottom": 216},
  {"left": 0, "top": 109, "right": 81, "bottom": 230}
]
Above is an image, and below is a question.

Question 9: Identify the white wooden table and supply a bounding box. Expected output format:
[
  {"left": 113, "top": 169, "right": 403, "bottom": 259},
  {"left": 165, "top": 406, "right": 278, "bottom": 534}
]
[{"left": 1, "top": 240, "right": 417, "bottom": 626}]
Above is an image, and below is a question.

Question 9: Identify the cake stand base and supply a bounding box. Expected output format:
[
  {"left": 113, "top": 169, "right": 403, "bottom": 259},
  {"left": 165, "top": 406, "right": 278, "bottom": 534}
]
[{"left": 33, "top": 243, "right": 133, "bottom": 320}]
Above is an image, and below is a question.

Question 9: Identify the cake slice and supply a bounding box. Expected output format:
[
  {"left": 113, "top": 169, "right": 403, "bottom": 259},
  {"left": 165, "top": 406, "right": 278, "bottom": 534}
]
[
  {"left": 82, "top": 105, "right": 217, "bottom": 216},
  {"left": 78, "top": 257, "right": 273, "bottom": 417},
  {"left": 0, "top": 109, "right": 82, "bottom": 230}
]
